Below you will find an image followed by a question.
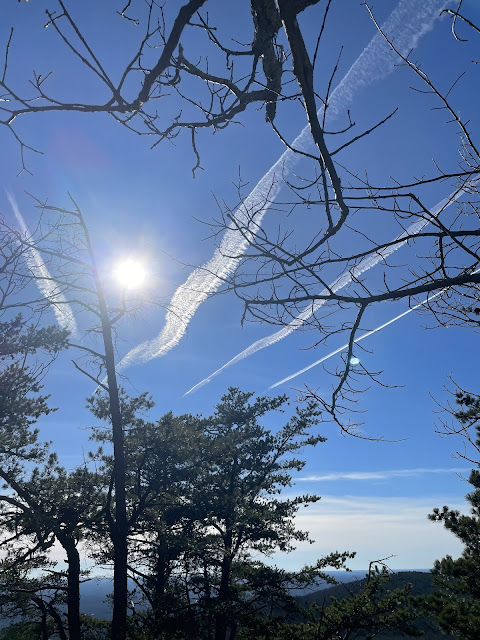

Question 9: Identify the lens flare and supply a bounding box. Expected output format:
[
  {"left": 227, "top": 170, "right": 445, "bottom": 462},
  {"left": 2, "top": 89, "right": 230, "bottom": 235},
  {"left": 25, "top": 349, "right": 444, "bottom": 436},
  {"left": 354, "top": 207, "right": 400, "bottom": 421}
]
[{"left": 113, "top": 259, "right": 146, "bottom": 289}]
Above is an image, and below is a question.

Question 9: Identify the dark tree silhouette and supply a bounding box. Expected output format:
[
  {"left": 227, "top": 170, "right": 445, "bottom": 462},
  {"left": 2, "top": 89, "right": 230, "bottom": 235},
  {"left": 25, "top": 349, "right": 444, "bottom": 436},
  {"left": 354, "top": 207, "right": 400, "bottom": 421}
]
[
  {"left": 88, "top": 387, "right": 355, "bottom": 640},
  {"left": 427, "top": 388, "right": 480, "bottom": 640}
]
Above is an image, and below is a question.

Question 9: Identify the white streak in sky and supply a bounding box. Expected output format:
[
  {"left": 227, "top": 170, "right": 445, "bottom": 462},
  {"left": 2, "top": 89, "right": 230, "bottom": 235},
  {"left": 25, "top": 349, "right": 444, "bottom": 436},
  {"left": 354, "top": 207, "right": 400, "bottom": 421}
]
[
  {"left": 185, "top": 183, "right": 467, "bottom": 395},
  {"left": 119, "top": 0, "right": 452, "bottom": 374},
  {"left": 297, "top": 467, "right": 470, "bottom": 482},
  {"left": 269, "top": 290, "right": 445, "bottom": 389},
  {"left": 269, "top": 261, "right": 480, "bottom": 390},
  {"left": 7, "top": 192, "right": 78, "bottom": 335}
]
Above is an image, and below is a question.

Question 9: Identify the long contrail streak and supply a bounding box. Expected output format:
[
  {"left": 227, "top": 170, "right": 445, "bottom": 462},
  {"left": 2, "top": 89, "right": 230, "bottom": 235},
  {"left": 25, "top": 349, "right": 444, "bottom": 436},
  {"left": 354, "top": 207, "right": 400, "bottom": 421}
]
[
  {"left": 185, "top": 183, "right": 469, "bottom": 395},
  {"left": 7, "top": 192, "right": 78, "bottom": 335},
  {"left": 118, "top": 0, "right": 452, "bottom": 375},
  {"left": 269, "top": 263, "right": 480, "bottom": 390},
  {"left": 269, "top": 292, "right": 444, "bottom": 390}
]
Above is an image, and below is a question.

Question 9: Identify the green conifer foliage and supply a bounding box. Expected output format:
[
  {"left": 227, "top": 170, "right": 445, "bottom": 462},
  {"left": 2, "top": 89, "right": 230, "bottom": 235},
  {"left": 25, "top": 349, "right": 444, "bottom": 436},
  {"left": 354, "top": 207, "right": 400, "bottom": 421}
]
[{"left": 428, "top": 390, "right": 480, "bottom": 640}]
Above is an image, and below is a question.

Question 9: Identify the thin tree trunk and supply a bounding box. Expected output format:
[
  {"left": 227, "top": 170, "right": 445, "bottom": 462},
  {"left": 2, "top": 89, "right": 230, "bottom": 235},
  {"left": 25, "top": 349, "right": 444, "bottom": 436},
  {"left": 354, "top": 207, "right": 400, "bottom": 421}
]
[
  {"left": 101, "top": 317, "right": 128, "bottom": 640},
  {"left": 47, "top": 601, "right": 68, "bottom": 640},
  {"left": 32, "top": 597, "right": 49, "bottom": 640},
  {"left": 75, "top": 205, "right": 128, "bottom": 640},
  {"left": 57, "top": 534, "right": 81, "bottom": 640},
  {"left": 214, "top": 530, "right": 233, "bottom": 640}
]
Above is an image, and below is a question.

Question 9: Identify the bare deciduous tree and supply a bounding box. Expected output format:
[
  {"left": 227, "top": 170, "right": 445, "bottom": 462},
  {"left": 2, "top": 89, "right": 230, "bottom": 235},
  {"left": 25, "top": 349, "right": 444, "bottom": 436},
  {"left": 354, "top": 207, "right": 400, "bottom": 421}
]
[
  {"left": 207, "top": 3, "right": 480, "bottom": 431},
  {"left": 1, "top": 0, "right": 321, "bottom": 175}
]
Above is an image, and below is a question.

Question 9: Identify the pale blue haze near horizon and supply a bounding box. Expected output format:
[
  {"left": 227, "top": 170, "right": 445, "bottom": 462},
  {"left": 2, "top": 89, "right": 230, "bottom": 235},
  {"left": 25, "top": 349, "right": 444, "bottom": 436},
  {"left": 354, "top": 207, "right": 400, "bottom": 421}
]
[{"left": 1, "top": 0, "right": 479, "bottom": 571}]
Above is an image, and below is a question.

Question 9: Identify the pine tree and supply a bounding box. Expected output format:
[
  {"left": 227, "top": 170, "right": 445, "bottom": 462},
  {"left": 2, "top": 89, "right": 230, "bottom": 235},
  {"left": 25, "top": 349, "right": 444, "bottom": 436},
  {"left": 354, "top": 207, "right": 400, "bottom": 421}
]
[
  {"left": 427, "top": 389, "right": 480, "bottom": 640},
  {"left": 88, "top": 387, "right": 353, "bottom": 640},
  {"left": 0, "top": 314, "right": 73, "bottom": 638}
]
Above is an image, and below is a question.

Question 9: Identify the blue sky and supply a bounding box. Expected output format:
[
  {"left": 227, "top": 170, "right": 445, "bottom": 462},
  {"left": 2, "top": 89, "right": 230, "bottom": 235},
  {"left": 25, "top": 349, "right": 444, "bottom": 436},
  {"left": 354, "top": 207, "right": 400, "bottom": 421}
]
[{"left": 1, "top": 0, "right": 479, "bottom": 570}]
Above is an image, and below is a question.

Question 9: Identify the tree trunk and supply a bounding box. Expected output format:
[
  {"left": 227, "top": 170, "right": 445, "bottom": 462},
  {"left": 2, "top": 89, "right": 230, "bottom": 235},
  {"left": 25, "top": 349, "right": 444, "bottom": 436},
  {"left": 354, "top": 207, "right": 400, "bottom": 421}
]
[
  {"left": 214, "top": 531, "right": 233, "bottom": 640},
  {"left": 57, "top": 534, "right": 82, "bottom": 640},
  {"left": 102, "top": 319, "right": 128, "bottom": 640},
  {"left": 47, "top": 601, "right": 68, "bottom": 640},
  {"left": 111, "top": 524, "right": 128, "bottom": 640},
  {"left": 79, "top": 210, "right": 128, "bottom": 640},
  {"left": 32, "top": 597, "right": 49, "bottom": 640}
]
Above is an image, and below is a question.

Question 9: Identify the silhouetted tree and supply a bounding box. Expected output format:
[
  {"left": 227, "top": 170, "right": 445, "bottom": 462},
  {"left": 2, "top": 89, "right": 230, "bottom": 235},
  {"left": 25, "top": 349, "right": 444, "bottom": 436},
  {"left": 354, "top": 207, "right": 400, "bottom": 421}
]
[
  {"left": 4, "top": 196, "right": 152, "bottom": 640},
  {"left": 87, "top": 390, "right": 207, "bottom": 638},
  {"left": 87, "top": 387, "right": 355, "bottom": 640},
  {"left": 427, "top": 389, "right": 480, "bottom": 640},
  {"left": 295, "top": 568, "right": 422, "bottom": 640},
  {"left": 191, "top": 389, "right": 327, "bottom": 640},
  {"left": 0, "top": 310, "right": 72, "bottom": 637},
  {"left": 0, "top": 561, "right": 68, "bottom": 640}
]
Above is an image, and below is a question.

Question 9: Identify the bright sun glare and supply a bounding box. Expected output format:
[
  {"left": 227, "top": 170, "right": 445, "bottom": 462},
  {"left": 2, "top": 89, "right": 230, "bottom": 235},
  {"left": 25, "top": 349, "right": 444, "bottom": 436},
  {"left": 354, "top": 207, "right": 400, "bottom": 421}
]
[{"left": 113, "top": 259, "right": 147, "bottom": 289}]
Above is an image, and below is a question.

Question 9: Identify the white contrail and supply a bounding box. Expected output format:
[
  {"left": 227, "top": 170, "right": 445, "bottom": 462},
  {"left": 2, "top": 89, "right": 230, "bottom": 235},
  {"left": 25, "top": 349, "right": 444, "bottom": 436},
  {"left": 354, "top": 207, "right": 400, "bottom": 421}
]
[
  {"left": 118, "top": 0, "right": 453, "bottom": 374},
  {"left": 7, "top": 192, "right": 78, "bottom": 335},
  {"left": 269, "top": 292, "right": 444, "bottom": 389},
  {"left": 185, "top": 183, "right": 469, "bottom": 395},
  {"left": 269, "top": 263, "right": 480, "bottom": 390}
]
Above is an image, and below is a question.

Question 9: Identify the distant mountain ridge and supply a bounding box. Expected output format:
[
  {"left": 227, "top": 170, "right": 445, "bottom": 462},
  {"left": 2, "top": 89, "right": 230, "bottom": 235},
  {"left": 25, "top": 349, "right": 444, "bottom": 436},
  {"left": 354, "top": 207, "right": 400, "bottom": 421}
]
[
  {"left": 74, "top": 569, "right": 443, "bottom": 617},
  {"left": 0, "top": 570, "right": 456, "bottom": 638},
  {"left": 76, "top": 569, "right": 374, "bottom": 617},
  {"left": 297, "top": 571, "right": 456, "bottom": 639}
]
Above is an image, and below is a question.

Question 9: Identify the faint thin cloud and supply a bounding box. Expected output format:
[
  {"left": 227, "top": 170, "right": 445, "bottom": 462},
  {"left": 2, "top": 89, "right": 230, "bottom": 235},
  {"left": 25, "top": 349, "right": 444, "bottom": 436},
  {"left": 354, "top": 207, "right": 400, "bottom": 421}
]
[
  {"left": 297, "top": 467, "right": 470, "bottom": 482},
  {"left": 285, "top": 493, "right": 466, "bottom": 570},
  {"left": 6, "top": 191, "right": 78, "bottom": 336}
]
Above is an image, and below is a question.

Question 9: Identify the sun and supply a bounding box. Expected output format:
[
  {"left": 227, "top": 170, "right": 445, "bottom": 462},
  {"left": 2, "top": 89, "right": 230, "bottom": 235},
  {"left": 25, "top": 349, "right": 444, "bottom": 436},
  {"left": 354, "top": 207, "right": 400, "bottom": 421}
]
[{"left": 113, "top": 258, "right": 147, "bottom": 289}]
